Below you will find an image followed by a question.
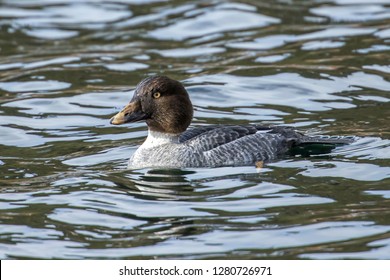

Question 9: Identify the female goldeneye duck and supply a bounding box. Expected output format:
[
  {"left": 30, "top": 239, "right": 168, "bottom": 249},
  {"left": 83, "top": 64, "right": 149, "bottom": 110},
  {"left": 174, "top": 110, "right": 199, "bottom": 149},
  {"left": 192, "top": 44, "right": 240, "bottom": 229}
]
[{"left": 110, "top": 75, "right": 353, "bottom": 169}]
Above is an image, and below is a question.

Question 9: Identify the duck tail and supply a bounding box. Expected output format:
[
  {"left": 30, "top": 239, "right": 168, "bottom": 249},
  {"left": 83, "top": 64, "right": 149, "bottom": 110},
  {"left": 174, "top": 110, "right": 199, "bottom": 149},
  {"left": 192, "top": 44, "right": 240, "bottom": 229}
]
[
  {"left": 291, "top": 135, "right": 356, "bottom": 156},
  {"left": 298, "top": 135, "right": 356, "bottom": 145}
]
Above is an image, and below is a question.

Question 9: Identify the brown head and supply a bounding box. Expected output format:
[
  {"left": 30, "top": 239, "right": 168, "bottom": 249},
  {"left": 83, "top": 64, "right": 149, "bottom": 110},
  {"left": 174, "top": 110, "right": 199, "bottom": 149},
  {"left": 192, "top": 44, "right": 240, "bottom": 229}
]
[{"left": 110, "top": 76, "right": 193, "bottom": 134}]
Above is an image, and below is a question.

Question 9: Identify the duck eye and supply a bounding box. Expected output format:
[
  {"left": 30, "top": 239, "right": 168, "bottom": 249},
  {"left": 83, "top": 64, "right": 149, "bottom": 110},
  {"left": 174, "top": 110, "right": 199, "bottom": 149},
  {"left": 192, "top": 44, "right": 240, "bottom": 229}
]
[{"left": 152, "top": 92, "right": 161, "bottom": 99}]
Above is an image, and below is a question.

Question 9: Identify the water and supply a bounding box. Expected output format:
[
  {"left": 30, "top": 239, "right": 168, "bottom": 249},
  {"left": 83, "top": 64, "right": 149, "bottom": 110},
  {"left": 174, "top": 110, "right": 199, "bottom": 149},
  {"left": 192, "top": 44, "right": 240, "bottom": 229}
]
[{"left": 0, "top": 0, "right": 389, "bottom": 259}]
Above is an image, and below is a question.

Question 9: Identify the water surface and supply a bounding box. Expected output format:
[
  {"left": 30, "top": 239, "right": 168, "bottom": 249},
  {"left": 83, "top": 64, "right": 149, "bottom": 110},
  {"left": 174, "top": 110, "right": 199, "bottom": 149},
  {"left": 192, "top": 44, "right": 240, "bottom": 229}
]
[{"left": 0, "top": 0, "right": 389, "bottom": 259}]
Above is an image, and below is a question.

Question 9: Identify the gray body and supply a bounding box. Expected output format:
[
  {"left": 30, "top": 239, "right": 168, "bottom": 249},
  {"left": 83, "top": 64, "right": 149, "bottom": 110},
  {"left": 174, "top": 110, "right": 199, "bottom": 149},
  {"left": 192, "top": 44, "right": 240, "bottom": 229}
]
[{"left": 128, "top": 125, "right": 353, "bottom": 169}]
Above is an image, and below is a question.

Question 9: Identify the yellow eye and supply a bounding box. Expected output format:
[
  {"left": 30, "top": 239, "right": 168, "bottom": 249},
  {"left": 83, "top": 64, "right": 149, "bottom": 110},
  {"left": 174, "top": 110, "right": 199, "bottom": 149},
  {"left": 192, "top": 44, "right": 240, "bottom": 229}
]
[{"left": 152, "top": 92, "right": 161, "bottom": 99}]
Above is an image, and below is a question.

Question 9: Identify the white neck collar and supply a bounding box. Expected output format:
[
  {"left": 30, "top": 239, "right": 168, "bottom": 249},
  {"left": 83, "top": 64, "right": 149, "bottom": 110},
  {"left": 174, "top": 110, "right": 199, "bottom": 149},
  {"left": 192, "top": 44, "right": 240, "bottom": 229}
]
[{"left": 141, "top": 129, "right": 180, "bottom": 148}]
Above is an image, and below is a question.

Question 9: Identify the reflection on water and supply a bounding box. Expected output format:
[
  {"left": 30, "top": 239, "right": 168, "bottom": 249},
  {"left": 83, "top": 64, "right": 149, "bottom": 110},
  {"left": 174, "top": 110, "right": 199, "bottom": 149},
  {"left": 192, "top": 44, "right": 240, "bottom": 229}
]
[{"left": 0, "top": 0, "right": 389, "bottom": 259}]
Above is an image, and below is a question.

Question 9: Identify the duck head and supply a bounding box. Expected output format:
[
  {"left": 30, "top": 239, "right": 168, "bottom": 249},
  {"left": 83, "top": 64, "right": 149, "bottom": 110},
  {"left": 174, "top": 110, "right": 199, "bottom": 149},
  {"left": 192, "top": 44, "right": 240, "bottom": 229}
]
[{"left": 110, "top": 76, "right": 193, "bottom": 134}]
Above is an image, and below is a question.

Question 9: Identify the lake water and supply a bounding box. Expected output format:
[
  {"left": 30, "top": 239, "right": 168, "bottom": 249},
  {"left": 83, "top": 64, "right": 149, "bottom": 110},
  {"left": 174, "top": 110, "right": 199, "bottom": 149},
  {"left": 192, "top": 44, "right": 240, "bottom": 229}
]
[{"left": 0, "top": 0, "right": 389, "bottom": 259}]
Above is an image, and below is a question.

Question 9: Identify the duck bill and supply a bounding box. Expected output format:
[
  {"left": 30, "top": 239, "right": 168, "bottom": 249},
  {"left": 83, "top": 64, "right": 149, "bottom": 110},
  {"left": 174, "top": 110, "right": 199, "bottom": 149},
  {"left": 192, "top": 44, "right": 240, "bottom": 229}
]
[{"left": 110, "top": 100, "right": 148, "bottom": 125}]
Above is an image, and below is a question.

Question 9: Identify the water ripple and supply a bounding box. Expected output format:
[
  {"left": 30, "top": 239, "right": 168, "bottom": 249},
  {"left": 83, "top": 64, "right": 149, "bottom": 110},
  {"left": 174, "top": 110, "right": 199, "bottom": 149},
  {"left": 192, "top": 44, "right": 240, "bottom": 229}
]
[{"left": 148, "top": 5, "right": 280, "bottom": 41}]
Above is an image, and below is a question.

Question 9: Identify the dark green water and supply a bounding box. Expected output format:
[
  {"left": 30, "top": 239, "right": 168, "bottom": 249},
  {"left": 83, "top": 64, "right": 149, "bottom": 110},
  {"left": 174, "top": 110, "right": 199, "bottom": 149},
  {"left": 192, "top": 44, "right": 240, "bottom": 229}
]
[{"left": 0, "top": 0, "right": 389, "bottom": 259}]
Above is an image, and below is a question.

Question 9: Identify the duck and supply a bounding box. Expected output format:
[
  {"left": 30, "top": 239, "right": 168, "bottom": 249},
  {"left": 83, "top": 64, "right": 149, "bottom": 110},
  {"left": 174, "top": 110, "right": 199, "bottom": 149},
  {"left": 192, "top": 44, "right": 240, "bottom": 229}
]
[{"left": 110, "top": 75, "right": 353, "bottom": 169}]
